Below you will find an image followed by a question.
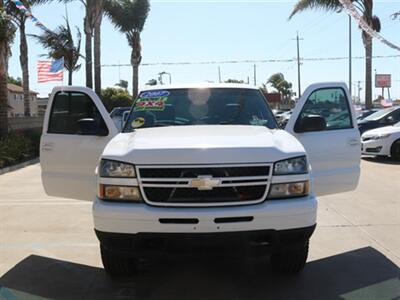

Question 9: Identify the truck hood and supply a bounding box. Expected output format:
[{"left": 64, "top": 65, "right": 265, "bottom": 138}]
[{"left": 102, "top": 125, "right": 305, "bottom": 164}]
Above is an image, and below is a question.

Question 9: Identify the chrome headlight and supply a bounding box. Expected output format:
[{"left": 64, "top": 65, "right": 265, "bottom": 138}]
[
  {"left": 99, "top": 184, "right": 142, "bottom": 202},
  {"left": 273, "top": 156, "right": 308, "bottom": 175},
  {"left": 100, "top": 159, "right": 136, "bottom": 178},
  {"left": 268, "top": 181, "right": 309, "bottom": 199}
]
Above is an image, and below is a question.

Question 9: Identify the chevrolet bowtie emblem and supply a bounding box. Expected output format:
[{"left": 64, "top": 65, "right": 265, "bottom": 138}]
[{"left": 190, "top": 176, "right": 221, "bottom": 191}]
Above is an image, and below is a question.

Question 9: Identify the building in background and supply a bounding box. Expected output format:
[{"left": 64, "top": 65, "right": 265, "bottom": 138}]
[
  {"left": 7, "top": 84, "right": 39, "bottom": 117},
  {"left": 36, "top": 97, "right": 49, "bottom": 116}
]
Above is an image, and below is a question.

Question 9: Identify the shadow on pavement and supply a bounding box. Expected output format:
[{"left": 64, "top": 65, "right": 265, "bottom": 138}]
[
  {"left": 1, "top": 247, "right": 399, "bottom": 300},
  {"left": 362, "top": 156, "right": 400, "bottom": 165}
]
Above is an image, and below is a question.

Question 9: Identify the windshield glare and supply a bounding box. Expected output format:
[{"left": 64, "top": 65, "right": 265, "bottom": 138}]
[
  {"left": 123, "top": 88, "right": 277, "bottom": 132},
  {"left": 364, "top": 108, "right": 395, "bottom": 121}
]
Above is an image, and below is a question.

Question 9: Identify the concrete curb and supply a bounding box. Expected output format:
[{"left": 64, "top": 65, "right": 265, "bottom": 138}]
[{"left": 0, "top": 158, "right": 40, "bottom": 175}]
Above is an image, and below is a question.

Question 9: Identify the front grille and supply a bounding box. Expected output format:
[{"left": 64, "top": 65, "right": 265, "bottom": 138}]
[
  {"left": 139, "top": 166, "right": 270, "bottom": 178},
  {"left": 144, "top": 186, "right": 266, "bottom": 203},
  {"left": 137, "top": 164, "right": 272, "bottom": 207}
]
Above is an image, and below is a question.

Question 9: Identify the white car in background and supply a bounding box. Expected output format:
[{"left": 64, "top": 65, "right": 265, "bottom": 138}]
[{"left": 361, "top": 122, "right": 400, "bottom": 160}]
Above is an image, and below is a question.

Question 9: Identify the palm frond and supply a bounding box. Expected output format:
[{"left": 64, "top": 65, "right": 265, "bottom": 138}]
[
  {"left": 30, "top": 18, "right": 81, "bottom": 73},
  {"left": 105, "top": 0, "right": 150, "bottom": 33},
  {"left": 0, "top": 8, "right": 16, "bottom": 44},
  {"left": 289, "top": 0, "right": 343, "bottom": 19}
]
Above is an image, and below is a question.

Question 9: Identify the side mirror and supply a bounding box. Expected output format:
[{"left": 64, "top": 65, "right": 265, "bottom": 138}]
[
  {"left": 77, "top": 118, "right": 108, "bottom": 136},
  {"left": 295, "top": 115, "right": 327, "bottom": 133}
]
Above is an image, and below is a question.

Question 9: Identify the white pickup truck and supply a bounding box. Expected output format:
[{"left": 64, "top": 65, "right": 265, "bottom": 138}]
[{"left": 40, "top": 82, "right": 360, "bottom": 276}]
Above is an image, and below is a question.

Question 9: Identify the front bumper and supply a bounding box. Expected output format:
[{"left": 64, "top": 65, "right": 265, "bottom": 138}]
[
  {"left": 95, "top": 225, "right": 316, "bottom": 256},
  {"left": 92, "top": 195, "right": 317, "bottom": 234},
  {"left": 361, "top": 139, "right": 389, "bottom": 156}
]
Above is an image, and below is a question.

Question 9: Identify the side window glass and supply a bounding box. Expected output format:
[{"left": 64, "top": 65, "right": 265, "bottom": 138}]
[
  {"left": 297, "top": 88, "right": 352, "bottom": 131},
  {"left": 48, "top": 92, "right": 107, "bottom": 134},
  {"left": 392, "top": 109, "right": 400, "bottom": 122}
]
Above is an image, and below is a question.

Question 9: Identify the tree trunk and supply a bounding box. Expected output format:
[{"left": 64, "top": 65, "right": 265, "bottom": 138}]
[
  {"left": 132, "top": 62, "right": 139, "bottom": 99},
  {"left": 94, "top": 22, "right": 101, "bottom": 95},
  {"left": 94, "top": 1, "right": 103, "bottom": 96},
  {"left": 130, "top": 32, "right": 142, "bottom": 98},
  {"left": 364, "top": 34, "right": 373, "bottom": 109},
  {"left": 68, "top": 70, "right": 73, "bottom": 86},
  {"left": 19, "top": 22, "right": 30, "bottom": 117},
  {"left": 0, "top": 42, "right": 9, "bottom": 138},
  {"left": 84, "top": 13, "right": 93, "bottom": 89}
]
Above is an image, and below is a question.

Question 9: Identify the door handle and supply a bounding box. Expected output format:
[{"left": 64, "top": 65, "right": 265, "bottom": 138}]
[
  {"left": 347, "top": 138, "right": 360, "bottom": 146},
  {"left": 41, "top": 143, "right": 54, "bottom": 151}
]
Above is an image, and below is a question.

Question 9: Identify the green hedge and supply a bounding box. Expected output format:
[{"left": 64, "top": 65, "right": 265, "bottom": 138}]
[{"left": 0, "top": 130, "right": 41, "bottom": 169}]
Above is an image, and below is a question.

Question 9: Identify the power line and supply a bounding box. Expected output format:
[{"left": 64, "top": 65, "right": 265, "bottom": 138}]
[{"left": 102, "top": 54, "right": 400, "bottom": 67}]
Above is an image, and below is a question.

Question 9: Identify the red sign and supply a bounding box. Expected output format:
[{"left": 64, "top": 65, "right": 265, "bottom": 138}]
[
  {"left": 265, "top": 93, "right": 282, "bottom": 103},
  {"left": 375, "top": 74, "right": 391, "bottom": 88}
]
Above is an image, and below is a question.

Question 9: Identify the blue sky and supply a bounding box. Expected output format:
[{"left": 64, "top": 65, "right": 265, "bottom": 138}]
[{"left": 7, "top": 0, "right": 400, "bottom": 100}]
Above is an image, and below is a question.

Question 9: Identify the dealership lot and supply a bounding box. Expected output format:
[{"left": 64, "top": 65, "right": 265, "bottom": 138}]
[{"left": 0, "top": 159, "right": 399, "bottom": 300}]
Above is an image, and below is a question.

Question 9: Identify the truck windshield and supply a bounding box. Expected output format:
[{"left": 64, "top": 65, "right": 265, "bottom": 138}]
[{"left": 123, "top": 88, "right": 277, "bottom": 132}]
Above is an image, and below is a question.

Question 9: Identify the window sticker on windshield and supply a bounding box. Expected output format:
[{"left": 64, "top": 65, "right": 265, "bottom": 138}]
[
  {"left": 132, "top": 117, "right": 145, "bottom": 128},
  {"left": 134, "top": 97, "right": 167, "bottom": 111},
  {"left": 139, "top": 90, "right": 170, "bottom": 99},
  {"left": 134, "top": 90, "right": 169, "bottom": 111}
]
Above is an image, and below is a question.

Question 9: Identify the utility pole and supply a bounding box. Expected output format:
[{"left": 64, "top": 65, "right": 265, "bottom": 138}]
[
  {"left": 294, "top": 32, "right": 303, "bottom": 98},
  {"left": 218, "top": 66, "right": 222, "bottom": 83},
  {"left": 349, "top": 15, "right": 352, "bottom": 99},
  {"left": 253, "top": 64, "right": 257, "bottom": 86}
]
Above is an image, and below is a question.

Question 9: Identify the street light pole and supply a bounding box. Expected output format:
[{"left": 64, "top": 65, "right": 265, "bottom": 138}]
[{"left": 158, "top": 71, "right": 172, "bottom": 85}]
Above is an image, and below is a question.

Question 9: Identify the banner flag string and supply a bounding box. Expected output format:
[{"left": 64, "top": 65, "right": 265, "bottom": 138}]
[
  {"left": 338, "top": 0, "right": 400, "bottom": 52},
  {"left": 11, "top": 0, "right": 52, "bottom": 33}
]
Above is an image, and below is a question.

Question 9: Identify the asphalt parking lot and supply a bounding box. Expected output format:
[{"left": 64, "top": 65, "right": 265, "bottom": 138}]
[{"left": 0, "top": 158, "right": 399, "bottom": 300}]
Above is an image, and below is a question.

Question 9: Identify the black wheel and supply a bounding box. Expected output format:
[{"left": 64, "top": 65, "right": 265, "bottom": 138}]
[
  {"left": 390, "top": 140, "right": 400, "bottom": 160},
  {"left": 100, "top": 245, "right": 138, "bottom": 277},
  {"left": 270, "top": 240, "right": 309, "bottom": 273}
]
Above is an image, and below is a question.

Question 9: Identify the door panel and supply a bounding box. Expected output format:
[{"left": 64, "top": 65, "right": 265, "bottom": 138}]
[
  {"left": 41, "top": 87, "right": 118, "bottom": 201},
  {"left": 285, "top": 83, "right": 360, "bottom": 196}
]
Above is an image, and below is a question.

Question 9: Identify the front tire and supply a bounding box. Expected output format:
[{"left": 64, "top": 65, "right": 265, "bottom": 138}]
[
  {"left": 100, "top": 245, "right": 138, "bottom": 277},
  {"left": 390, "top": 139, "right": 400, "bottom": 160},
  {"left": 270, "top": 240, "right": 309, "bottom": 273}
]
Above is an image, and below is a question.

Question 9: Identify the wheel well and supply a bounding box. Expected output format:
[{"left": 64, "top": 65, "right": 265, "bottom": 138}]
[{"left": 390, "top": 139, "right": 400, "bottom": 156}]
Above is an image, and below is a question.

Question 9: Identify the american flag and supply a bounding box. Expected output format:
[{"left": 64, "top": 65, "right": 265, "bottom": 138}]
[{"left": 37, "top": 58, "right": 64, "bottom": 83}]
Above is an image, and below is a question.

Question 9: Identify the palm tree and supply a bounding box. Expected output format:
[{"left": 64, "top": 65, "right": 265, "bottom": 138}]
[
  {"left": 268, "top": 73, "right": 293, "bottom": 100},
  {"left": 60, "top": 0, "right": 103, "bottom": 94},
  {"left": 6, "top": 0, "right": 50, "bottom": 117},
  {"left": 61, "top": 0, "right": 104, "bottom": 95},
  {"left": 105, "top": 0, "right": 150, "bottom": 98},
  {"left": 115, "top": 79, "right": 128, "bottom": 90},
  {"left": 31, "top": 19, "right": 82, "bottom": 85},
  {"left": 92, "top": 0, "right": 103, "bottom": 96},
  {"left": 0, "top": 6, "right": 16, "bottom": 138},
  {"left": 289, "top": 0, "right": 381, "bottom": 109}
]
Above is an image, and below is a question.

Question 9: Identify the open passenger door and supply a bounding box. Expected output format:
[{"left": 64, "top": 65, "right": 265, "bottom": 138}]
[
  {"left": 40, "top": 86, "right": 119, "bottom": 201},
  {"left": 285, "top": 82, "right": 360, "bottom": 197}
]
